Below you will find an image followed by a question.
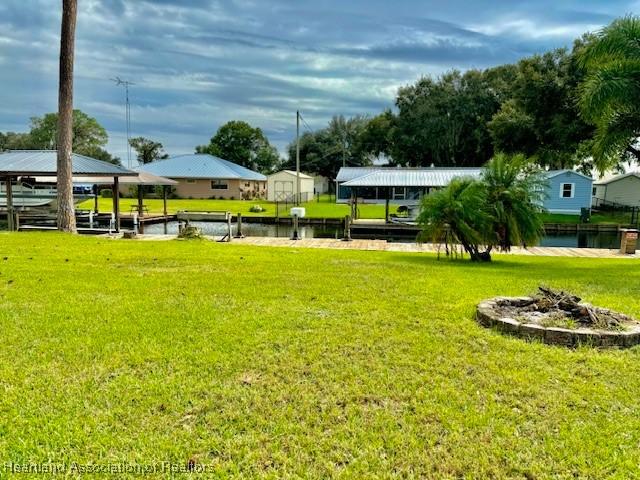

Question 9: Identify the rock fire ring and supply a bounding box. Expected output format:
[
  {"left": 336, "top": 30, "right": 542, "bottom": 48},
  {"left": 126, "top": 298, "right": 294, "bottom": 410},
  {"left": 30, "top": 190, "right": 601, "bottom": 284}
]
[{"left": 476, "top": 295, "right": 640, "bottom": 348}]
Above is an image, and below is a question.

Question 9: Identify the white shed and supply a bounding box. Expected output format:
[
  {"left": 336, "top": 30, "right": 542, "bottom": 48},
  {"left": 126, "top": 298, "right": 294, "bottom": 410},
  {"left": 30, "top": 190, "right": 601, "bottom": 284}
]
[
  {"left": 267, "top": 170, "right": 315, "bottom": 202},
  {"left": 593, "top": 172, "right": 640, "bottom": 207}
]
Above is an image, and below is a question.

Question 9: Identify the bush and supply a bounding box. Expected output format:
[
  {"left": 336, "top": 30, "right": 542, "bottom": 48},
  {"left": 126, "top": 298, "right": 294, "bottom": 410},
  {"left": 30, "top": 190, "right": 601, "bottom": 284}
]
[
  {"left": 178, "top": 225, "right": 203, "bottom": 240},
  {"left": 418, "top": 154, "right": 546, "bottom": 262},
  {"left": 100, "top": 189, "right": 113, "bottom": 198}
]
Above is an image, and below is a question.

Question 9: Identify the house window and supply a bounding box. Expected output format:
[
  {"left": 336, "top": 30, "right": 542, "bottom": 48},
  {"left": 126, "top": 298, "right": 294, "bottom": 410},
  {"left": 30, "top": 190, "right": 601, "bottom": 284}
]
[
  {"left": 393, "top": 187, "right": 406, "bottom": 200},
  {"left": 592, "top": 187, "right": 597, "bottom": 196},
  {"left": 561, "top": 183, "right": 574, "bottom": 199},
  {"left": 211, "top": 180, "right": 228, "bottom": 190},
  {"left": 186, "top": 179, "right": 196, "bottom": 184}
]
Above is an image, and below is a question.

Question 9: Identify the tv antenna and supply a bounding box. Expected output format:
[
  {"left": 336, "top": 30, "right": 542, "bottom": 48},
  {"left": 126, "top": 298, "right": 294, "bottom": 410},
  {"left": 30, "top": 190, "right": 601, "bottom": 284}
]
[{"left": 111, "top": 77, "right": 135, "bottom": 168}]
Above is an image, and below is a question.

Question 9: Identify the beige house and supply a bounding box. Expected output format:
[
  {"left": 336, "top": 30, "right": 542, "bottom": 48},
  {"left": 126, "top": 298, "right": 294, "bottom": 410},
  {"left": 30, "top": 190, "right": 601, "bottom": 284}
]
[
  {"left": 593, "top": 172, "right": 640, "bottom": 207},
  {"left": 267, "top": 170, "right": 314, "bottom": 202},
  {"left": 141, "top": 154, "right": 266, "bottom": 199}
]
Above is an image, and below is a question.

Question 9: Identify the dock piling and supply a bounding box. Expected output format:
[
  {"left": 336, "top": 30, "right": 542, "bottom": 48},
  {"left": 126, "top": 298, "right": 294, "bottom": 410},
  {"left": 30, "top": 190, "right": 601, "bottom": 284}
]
[
  {"left": 234, "top": 213, "right": 245, "bottom": 238},
  {"left": 342, "top": 215, "right": 352, "bottom": 242},
  {"left": 291, "top": 214, "right": 300, "bottom": 240}
]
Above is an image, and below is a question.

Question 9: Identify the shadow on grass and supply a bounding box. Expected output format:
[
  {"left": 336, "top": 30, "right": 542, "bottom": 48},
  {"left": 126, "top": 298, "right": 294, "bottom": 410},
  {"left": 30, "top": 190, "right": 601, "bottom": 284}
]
[{"left": 385, "top": 250, "right": 638, "bottom": 285}]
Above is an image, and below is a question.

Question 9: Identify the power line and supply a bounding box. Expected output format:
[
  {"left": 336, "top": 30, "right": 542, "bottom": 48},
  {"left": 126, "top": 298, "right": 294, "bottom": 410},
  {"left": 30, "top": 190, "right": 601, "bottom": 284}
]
[{"left": 297, "top": 112, "right": 314, "bottom": 134}]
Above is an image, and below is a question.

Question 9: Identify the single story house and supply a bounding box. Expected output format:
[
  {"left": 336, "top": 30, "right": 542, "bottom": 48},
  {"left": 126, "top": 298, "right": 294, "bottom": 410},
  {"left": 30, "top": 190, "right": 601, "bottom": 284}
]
[
  {"left": 141, "top": 154, "right": 266, "bottom": 199},
  {"left": 337, "top": 166, "right": 593, "bottom": 215},
  {"left": 542, "top": 170, "right": 593, "bottom": 215},
  {"left": 593, "top": 172, "right": 640, "bottom": 207},
  {"left": 266, "top": 170, "right": 314, "bottom": 202}
]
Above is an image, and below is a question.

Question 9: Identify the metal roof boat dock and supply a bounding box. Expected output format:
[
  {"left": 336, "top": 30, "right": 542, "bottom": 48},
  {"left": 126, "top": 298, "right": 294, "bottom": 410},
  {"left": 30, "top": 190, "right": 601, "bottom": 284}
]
[{"left": 0, "top": 150, "right": 136, "bottom": 231}]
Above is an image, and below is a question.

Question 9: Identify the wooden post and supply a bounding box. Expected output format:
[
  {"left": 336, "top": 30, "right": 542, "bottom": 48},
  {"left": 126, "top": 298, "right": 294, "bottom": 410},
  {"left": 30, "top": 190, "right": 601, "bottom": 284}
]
[
  {"left": 5, "top": 176, "right": 14, "bottom": 232},
  {"left": 137, "top": 184, "right": 144, "bottom": 217},
  {"left": 342, "top": 214, "right": 352, "bottom": 241},
  {"left": 234, "top": 213, "right": 244, "bottom": 238},
  {"left": 354, "top": 189, "right": 358, "bottom": 220},
  {"left": 385, "top": 187, "right": 390, "bottom": 223},
  {"left": 93, "top": 184, "right": 99, "bottom": 213},
  {"left": 113, "top": 177, "right": 120, "bottom": 233},
  {"left": 162, "top": 185, "right": 168, "bottom": 217},
  {"left": 291, "top": 214, "right": 300, "bottom": 240}
]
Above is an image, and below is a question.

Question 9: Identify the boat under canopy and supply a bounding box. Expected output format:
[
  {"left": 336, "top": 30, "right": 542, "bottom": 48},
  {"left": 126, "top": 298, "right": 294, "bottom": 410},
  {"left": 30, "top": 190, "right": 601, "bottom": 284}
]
[{"left": 0, "top": 150, "right": 136, "bottom": 231}]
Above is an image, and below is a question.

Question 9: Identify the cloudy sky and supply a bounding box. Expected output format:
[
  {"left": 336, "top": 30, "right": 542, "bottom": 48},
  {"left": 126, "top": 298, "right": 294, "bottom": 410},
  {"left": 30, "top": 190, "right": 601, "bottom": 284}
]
[{"left": 0, "top": 1, "right": 634, "bottom": 164}]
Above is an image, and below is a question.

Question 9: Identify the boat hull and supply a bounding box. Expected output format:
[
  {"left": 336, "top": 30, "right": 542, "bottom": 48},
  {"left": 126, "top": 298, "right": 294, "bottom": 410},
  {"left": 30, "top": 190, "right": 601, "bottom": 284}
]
[{"left": 0, "top": 195, "right": 91, "bottom": 210}]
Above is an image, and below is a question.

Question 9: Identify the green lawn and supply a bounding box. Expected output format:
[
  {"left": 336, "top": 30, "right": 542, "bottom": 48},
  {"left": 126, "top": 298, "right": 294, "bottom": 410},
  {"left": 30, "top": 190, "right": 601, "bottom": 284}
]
[
  {"left": 1, "top": 233, "right": 640, "bottom": 477},
  {"left": 541, "top": 211, "right": 635, "bottom": 224},
  {"left": 78, "top": 195, "right": 396, "bottom": 220}
]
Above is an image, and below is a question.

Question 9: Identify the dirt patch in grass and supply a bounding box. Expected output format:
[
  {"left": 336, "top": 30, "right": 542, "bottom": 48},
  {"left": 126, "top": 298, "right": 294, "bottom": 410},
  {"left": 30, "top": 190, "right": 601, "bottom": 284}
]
[{"left": 496, "top": 286, "right": 636, "bottom": 331}]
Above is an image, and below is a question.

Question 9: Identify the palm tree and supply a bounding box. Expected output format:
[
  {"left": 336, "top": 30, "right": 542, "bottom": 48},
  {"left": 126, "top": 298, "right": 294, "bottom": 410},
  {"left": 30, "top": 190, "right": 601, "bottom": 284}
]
[
  {"left": 418, "top": 155, "right": 547, "bottom": 262},
  {"left": 418, "top": 177, "right": 493, "bottom": 261},
  {"left": 482, "top": 153, "right": 547, "bottom": 251},
  {"left": 579, "top": 16, "right": 640, "bottom": 172},
  {"left": 57, "top": 0, "right": 78, "bottom": 232}
]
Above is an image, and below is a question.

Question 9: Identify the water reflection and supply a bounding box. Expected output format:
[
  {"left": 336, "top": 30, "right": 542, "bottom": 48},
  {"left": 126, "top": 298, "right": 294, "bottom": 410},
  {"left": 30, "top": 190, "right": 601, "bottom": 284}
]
[{"left": 143, "top": 221, "right": 622, "bottom": 249}]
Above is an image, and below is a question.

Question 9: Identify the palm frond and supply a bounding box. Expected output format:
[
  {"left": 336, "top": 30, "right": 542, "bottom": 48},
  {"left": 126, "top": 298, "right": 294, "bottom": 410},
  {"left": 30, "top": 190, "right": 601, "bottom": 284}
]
[
  {"left": 579, "top": 61, "right": 640, "bottom": 121},
  {"left": 580, "top": 16, "right": 640, "bottom": 68}
]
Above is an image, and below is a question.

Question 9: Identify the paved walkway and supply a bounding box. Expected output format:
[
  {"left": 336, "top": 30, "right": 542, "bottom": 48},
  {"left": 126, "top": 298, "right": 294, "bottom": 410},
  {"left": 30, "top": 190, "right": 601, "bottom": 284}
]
[{"left": 133, "top": 234, "right": 639, "bottom": 259}]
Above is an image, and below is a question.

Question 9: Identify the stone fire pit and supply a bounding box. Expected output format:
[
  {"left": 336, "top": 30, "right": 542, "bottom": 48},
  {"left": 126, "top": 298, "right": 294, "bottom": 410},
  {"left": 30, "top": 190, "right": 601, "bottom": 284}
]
[{"left": 476, "top": 287, "right": 640, "bottom": 348}]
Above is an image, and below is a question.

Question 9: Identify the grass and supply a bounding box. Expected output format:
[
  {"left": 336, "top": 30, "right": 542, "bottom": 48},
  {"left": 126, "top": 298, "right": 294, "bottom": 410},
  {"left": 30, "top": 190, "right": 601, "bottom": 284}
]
[
  {"left": 1, "top": 232, "right": 640, "bottom": 478},
  {"left": 541, "top": 211, "right": 635, "bottom": 224},
  {"left": 77, "top": 194, "right": 397, "bottom": 219}
]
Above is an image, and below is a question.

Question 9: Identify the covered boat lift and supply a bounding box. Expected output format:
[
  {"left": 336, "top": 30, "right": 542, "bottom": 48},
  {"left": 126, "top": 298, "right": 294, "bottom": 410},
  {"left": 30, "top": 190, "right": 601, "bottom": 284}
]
[
  {"left": 0, "top": 150, "right": 136, "bottom": 232},
  {"left": 78, "top": 170, "right": 177, "bottom": 218},
  {"left": 341, "top": 168, "right": 482, "bottom": 221}
]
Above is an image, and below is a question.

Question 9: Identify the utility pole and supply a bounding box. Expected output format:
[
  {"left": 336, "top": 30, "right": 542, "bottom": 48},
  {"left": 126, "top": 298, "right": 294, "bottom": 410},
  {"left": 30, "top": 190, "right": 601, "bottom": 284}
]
[{"left": 296, "top": 110, "right": 301, "bottom": 205}]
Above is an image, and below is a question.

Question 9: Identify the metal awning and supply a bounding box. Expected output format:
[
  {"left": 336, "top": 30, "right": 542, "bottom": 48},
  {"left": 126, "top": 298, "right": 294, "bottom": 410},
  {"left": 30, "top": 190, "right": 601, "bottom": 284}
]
[
  {"left": 41, "top": 170, "right": 179, "bottom": 186},
  {"left": 0, "top": 150, "right": 136, "bottom": 177},
  {"left": 342, "top": 168, "right": 483, "bottom": 187}
]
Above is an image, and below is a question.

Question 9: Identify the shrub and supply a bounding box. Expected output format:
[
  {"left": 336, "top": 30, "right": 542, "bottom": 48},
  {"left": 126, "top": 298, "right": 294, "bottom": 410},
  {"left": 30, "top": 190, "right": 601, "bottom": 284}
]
[
  {"left": 481, "top": 153, "right": 546, "bottom": 251},
  {"left": 178, "top": 225, "right": 203, "bottom": 240},
  {"left": 418, "top": 154, "right": 546, "bottom": 262},
  {"left": 418, "top": 178, "right": 492, "bottom": 261},
  {"left": 100, "top": 189, "right": 113, "bottom": 198}
]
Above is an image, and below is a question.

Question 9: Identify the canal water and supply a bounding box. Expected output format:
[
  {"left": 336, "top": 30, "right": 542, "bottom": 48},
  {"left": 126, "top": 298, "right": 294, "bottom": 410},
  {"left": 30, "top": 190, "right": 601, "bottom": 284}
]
[{"left": 142, "top": 221, "right": 622, "bottom": 249}]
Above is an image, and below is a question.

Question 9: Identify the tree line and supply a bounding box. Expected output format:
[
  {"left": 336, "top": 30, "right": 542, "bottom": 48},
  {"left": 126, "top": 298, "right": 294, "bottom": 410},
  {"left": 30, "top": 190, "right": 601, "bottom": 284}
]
[
  {"left": 286, "top": 16, "right": 640, "bottom": 177},
  {"left": 0, "top": 113, "right": 281, "bottom": 173},
  {"left": 3, "top": 16, "right": 637, "bottom": 180}
]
